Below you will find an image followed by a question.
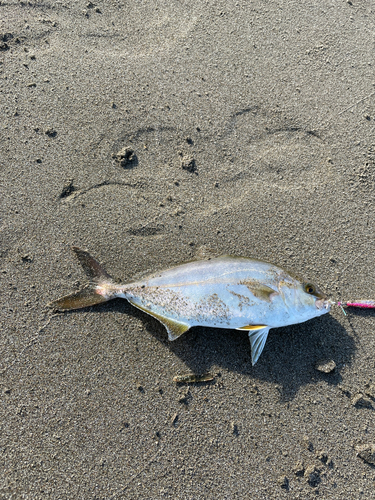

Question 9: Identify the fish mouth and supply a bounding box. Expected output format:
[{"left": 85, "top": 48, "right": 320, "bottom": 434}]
[{"left": 315, "top": 297, "right": 333, "bottom": 311}]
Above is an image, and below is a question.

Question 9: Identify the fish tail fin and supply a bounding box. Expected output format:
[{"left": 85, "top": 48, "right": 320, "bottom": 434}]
[{"left": 49, "top": 247, "right": 118, "bottom": 311}]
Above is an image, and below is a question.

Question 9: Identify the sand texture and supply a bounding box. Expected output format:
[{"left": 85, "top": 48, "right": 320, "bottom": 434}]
[{"left": 1, "top": 0, "right": 375, "bottom": 498}]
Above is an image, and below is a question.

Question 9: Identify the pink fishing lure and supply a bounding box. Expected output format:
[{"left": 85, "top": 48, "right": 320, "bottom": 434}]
[{"left": 338, "top": 300, "right": 375, "bottom": 309}]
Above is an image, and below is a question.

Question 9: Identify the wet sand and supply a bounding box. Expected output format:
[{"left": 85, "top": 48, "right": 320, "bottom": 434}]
[{"left": 1, "top": 1, "right": 375, "bottom": 498}]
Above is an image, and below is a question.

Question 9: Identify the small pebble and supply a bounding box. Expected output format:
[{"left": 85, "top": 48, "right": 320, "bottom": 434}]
[
  {"left": 315, "top": 359, "right": 336, "bottom": 373},
  {"left": 302, "top": 435, "right": 314, "bottom": 452},
  {"left": 59, "top": 179, "right": 75, "bottom": 199},
  {"left": 364, "top": 383, "right": 375, "bottom": 399},
  {"left": 293, "top": 461, "right": 305, "bottom": 477},
  {"left": 352, "top": 393, "right": 373, "bottom": 409},
  {"left": 356, "top": 444, "right": 375, "bottom": 465},
  {"left": 45, "top": 128, "right": 57, "bottom": 138},
  {"left": 304, "top": 465, "right": 321, "bottom": 487},
  {"left": 278, "top": 475, "right": 289, "bottom": 490},
  {"left": 112, "top": 146, "right": 135, "bottom": 168},
  {"left": 178, "top": 388, "right": 191, "bottom": 405},
  {"left": 181, "top": 155, "right": 197, "bottom": 173},
  {"left": 230, "top": 421, "right": 239, "bottom": 435},
  {"left": 316, "top": 450, "right": 328, "bottom": 463}
]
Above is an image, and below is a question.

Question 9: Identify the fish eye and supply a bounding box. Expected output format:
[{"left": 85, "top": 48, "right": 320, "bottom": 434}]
[{"left": 304, "top": 283, "right": 316, "bottom": 295}]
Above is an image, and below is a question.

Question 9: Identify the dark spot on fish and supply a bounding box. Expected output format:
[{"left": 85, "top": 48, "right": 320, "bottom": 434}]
[{"left": 228, "top": 289, "right": 250, "bottom": 311}]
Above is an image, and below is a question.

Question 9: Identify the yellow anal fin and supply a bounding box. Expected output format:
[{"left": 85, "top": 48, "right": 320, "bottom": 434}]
[
  {"left": 236, "top": 324, "right": 268, "bottom": 331},
  {"left": 128, "top": 300, "right": 190, "bottom": 341}
]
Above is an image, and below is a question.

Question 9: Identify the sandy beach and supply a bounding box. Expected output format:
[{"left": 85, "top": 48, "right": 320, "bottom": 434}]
[{"left": 1, "top": 0, "right": 375, "bottom": 498}]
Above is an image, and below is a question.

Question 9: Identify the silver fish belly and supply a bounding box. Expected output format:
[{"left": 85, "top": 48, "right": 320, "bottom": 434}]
[{"left": 50, "top": 248, "right": 332, "bottom": 365}]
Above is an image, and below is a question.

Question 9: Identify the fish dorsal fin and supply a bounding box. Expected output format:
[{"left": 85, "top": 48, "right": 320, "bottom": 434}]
[
  {"left": 127, "top": 299, "right": 190, "bottom": 341},
  {"left": 247, "top": 327, "right": 271, "bottom": 366}
]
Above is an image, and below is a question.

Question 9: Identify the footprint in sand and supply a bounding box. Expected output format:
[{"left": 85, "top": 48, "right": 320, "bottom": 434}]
[
  {"left": 220, "top": 107, "right": 334, "bottom": 191},
  {"left": 79, "top": 5, "right": 198, "bottom": 58}
]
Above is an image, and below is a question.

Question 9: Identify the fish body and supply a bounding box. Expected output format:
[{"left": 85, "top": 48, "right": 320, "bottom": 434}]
[
  {"left": 50, "top": 248, "right": 332, "bottom": 365},
  {"left": 120, "top": 256, "right": 328, "bottom": 331}
]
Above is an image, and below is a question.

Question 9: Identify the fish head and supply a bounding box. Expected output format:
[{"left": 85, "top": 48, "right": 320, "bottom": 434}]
[{"left": 279, "top": 276, "right": 332, "bottom": 325}]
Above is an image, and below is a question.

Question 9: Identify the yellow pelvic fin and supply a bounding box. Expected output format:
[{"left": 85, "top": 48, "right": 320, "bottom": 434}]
[
  {"left": 128, "top": 300, "right": 190, "bottom": 341},
  {"left": 236, "top": 324, "right": 268, "bottom": 331}
]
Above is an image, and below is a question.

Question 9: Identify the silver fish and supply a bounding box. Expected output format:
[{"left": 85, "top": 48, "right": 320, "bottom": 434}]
[{"left": 49, "top": 247, "right": 332, "bottom": 365}]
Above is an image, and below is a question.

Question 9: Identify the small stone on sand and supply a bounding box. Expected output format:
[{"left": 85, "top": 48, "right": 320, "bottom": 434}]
[
  {"left": 278, "top": 475, "right": 289, "bottom": 490},
  {"left": 356, "top": 444, "right": 375, "bottom": 465},
  {"left": 293, "top": 461, "right": 305, "bottom": 477},
  {"left": 45, "top": 128, "right": 57, "bottom": 137},
  {"left": 315, "top": 359, "right": 336, "bottom": 373},
  {"left": 364, "top": 383, "right": 375, "bottom": 399},
  {"left": 302, "top": 435, "right": 314, "bottom": 452},
  {"left": 316, "top": 450, "right": 328, "bottom": 463},
  {"left": 181, "top": 155, "right": 197, "bottom": 173},
  {"left": 351, "top": 393, "right": 373, "bottom": 409},
  {"left": 304, "top": 465, "right": 321, "bottom": 487},
  {"left": 112, "top": 147, "right": 135, "bottom": 168}
]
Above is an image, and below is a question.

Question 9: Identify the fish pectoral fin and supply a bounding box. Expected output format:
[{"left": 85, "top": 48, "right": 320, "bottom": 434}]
[
  {"left": 236, "top": 325, "right": 270, "bottom": 364},
  {"left": 127, "top": 300, "right": 190, "bottom": 341},
  {"left": 240, "top": 281, "right": 278, "bottom": 302},
  {"left": 247, "top": 327, "right": 271, "bottom": 366}
]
